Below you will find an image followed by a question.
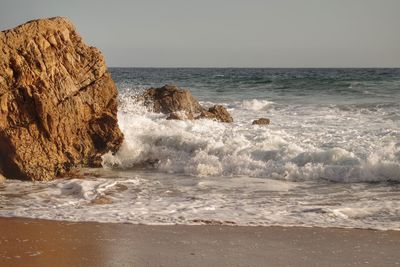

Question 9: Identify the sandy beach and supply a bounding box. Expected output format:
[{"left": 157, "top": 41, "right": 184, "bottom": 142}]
[{"left": 0, "top": 217, "right": 399, "bottom": 267}]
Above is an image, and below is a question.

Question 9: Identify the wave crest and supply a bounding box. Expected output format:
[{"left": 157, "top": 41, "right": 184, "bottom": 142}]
[{"left": 103, "top": 96, "right": 400, "bottom": 183}]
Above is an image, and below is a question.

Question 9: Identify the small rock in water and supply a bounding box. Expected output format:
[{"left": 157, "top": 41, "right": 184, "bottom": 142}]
[
  {"left": 197, "top": 105, "right": 233, "bottom": 123},
  {"left": 142, "top": 85, "right": 203, "bottom": 118},
  {"left": 252, "top": 118, "right": 270, "bottom": 125},
  {"left": 91, "top": 196, "right": 113, "bottom": 205},
  {"left": 142, "top": 85, "right": 233, "bottom": 123}
]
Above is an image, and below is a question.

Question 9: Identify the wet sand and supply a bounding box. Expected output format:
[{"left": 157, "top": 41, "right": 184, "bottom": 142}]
[{"left": 0, "top": 217, "right": 399, "bottom": 267}]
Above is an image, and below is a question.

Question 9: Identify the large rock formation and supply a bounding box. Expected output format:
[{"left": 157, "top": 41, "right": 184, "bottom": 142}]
[
  {"left": 142, "top": 85, "right": 233, "bottom": 123},
  {"left": 0, "top": 17, "right": 123, "bottom": 181}
]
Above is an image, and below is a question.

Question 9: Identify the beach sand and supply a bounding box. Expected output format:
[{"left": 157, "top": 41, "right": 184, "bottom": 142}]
[{"left": 0, "top": 217, "right": 399, "bottom": 267}]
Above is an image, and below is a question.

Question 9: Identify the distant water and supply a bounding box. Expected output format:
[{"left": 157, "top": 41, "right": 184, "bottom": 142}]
[{"left": 1, "top": 68, "right": 400, "bottom": 230}]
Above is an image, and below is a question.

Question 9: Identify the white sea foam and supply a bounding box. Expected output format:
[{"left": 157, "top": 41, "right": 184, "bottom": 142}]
[
  {"left": 237, "top": 99, "right": 275, "bottom": 111},
  {"left": 102, "top": 96, "right": 400, "bottom": 183},
  {"left": 0, "top": 172, "right": 399, "bottom": 230},
  {"left": 1, "top": 92, "right": 399, "bottom": 230}
]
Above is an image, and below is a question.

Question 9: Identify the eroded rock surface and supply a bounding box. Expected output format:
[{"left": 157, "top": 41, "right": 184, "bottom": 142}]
[
  {"left": 0, "top": 17, "right": 123, "bottom": 181},
  {"left": 142, "top": 85, "right": 233, "bottom": 123}
]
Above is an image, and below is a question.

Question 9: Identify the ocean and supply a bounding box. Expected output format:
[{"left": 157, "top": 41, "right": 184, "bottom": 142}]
[{"left": 1, "top": 68, "right": 399, "bottom": 230}]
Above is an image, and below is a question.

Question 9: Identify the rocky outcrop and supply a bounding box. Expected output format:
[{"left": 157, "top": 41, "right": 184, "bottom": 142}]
[
  {"left": 196, "top": 105, "right": 233, "bottom": 123},
  {"left": 142, "top": 85, "right": 203, "bottom": 116},
  {"left": 0, "top": 17, "right": 123, "bottom": 181},
  {"left": 142, "top": 85, "right": 233, "bottom": 123},
  {"left": 252, "top": 118, "right": 270, "bottom": 125}
]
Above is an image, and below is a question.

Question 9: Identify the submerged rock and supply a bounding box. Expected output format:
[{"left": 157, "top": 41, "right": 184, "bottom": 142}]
[
  {"left": 252, "top": 118, "right": 271, "bottom": 125},
  {"left": 0, "top": 17, "right": 123, "bottom": 181},
  {"left": 142, "top": 85, "right": 233, "bottom": 123},
  {"left": 90, "top": 196, "right": 113, "bottom": 205}
]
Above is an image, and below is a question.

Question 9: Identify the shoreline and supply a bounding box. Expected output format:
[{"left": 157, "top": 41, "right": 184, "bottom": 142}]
[
  {"left": 0, "top": 214, "right": 398, "bottom": 231},
  {"left": 1, "top": 217, "right": 399, "bottom": 267}
]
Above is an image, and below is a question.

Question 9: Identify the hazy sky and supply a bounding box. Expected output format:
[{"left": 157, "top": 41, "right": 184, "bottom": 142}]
[{"left": 1, "top": 0, "right": 399, "bottom": 67}]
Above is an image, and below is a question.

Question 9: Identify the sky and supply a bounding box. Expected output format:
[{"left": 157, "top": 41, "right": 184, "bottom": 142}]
[{"left": 0, "top": 0, "right": 399, "bottom": 68}]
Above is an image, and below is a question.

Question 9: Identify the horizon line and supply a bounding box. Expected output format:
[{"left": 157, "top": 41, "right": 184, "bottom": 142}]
[{"left": 108, "top": 66, "right": 400, "bottom": 69}]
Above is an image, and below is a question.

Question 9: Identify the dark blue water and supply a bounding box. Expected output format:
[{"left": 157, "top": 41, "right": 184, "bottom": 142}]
[{"left": 110, "top": 68, "right": 400, "bottom": 104}]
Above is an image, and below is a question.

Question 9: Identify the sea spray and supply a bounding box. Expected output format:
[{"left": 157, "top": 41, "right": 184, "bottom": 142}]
[
  {"left": 1, "top": 68, "right": 400, "bottom": 230},
  {"left": 102, "top": 92, "right": 400, "bottom": 182}
]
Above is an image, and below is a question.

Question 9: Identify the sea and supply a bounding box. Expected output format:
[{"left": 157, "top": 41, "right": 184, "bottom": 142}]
[{"left": 1, "top": 68, "right": 400, "bottom": 230}]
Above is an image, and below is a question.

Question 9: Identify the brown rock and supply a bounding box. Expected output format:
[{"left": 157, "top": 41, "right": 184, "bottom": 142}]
[
  {"left": 142, "top": 85, "right": 233, "bottom": 123},
  {"left": 90, "top": 196, "right": 113, "bottom": 205},
  {"left": 252, "top": 118, "right": 270, "bottom": 125},
  {"left": 166, "top": 112, "right": 194, "bottom": 120},
  {"left": 0, "top": 17, "right": 123, "bottom": 181},
  {"left": 142, "top": 85, "right": 203, "bottom": 118},
  {"left": 197, "top": 105, "right": 233, "bottom": 123}
]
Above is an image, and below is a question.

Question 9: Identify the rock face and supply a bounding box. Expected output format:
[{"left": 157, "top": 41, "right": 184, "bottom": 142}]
[
  {"left": 142, "top": 85, "right": 233, "bottom": 123},
  {"left": 0, "top": 17, "right": 123, "bottom": 181},
  {"left": 252, "top": 118, "right": 270, "bottom": 125}
]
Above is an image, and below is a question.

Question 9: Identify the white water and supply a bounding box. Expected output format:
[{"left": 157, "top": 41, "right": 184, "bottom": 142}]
[
  {"left": 103, "top": 95, "right": 400, "bottom": 183},
  {"left": 0, "top": 170, "right": 399, "bottom": 230},
  {"left": 0, "top": 95, "right": 399, "bottom": 230}
]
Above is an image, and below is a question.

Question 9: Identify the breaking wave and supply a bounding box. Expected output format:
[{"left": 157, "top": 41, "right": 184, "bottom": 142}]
[{"left": 102, "top": 95, "right": 400, "bottom": 183}]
